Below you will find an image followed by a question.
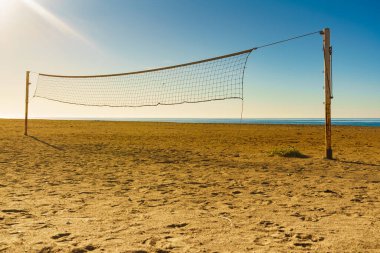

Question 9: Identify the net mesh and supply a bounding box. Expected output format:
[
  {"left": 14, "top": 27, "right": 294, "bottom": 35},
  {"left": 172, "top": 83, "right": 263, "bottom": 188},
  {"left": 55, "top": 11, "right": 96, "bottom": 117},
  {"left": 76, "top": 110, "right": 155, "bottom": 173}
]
[{"left": 33, "top": 49, "right": 252, "bottom": 107}]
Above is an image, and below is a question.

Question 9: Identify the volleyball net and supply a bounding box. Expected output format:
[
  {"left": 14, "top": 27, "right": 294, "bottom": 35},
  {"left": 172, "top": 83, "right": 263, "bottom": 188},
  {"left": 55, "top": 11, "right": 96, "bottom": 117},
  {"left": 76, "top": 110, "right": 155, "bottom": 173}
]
[{"left": 31, "top": 49, "right": 253, "bottom": 108}]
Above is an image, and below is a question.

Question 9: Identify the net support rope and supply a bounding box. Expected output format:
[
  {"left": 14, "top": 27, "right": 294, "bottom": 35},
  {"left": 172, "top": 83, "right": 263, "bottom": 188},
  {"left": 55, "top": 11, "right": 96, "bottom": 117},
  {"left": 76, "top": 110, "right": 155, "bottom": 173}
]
[{"left": 31, "top": 30, "right": 321, "bottom": 108}]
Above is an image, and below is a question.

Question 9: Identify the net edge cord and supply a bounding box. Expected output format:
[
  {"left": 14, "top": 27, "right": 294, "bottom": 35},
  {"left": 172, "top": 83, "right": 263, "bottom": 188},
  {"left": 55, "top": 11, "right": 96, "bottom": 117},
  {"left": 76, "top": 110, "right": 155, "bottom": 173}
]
[{"left": 34, "top": 95, "right": 244, "bottom": 108}]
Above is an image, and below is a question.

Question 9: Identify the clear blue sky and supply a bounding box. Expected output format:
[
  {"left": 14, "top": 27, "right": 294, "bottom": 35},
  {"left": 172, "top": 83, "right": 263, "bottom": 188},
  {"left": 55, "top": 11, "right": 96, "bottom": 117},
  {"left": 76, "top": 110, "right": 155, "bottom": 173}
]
[{"left": 0, "top": 0, "right": 379, "bottom": 118}]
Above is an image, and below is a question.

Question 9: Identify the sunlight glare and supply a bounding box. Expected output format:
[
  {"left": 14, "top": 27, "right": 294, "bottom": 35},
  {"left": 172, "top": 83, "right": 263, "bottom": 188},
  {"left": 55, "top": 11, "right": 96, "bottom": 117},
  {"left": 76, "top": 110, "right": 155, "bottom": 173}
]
[
  {"left": 21, "top": 0, "right": 96, "bottom": 49},
  {"left": 0, "top": 0, "right": 11, "bottom": 9},
  {"left": 0, "top": 0, "right": 17, "bottom": 25},
  {"left": 0, "top": 0, "right": 14, "bottom": 16}
]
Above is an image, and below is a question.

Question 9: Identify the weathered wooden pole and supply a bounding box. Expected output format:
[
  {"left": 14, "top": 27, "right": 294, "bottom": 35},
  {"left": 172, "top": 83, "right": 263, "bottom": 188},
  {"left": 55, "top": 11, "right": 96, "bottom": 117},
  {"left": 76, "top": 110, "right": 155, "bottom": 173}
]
[
  {"left": 322, "top": 28, "right": 332, "bottom": 159},
  {"left": 24, "top": 71, "right": 30, "bottom": 136}
]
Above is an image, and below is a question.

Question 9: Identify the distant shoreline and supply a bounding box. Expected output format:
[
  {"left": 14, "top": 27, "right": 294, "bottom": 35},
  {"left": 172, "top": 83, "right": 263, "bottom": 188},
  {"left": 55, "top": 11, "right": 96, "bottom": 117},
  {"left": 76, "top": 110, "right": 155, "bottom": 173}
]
[{"left": 2, "top": 118, "right": 380, "bottom": 127}]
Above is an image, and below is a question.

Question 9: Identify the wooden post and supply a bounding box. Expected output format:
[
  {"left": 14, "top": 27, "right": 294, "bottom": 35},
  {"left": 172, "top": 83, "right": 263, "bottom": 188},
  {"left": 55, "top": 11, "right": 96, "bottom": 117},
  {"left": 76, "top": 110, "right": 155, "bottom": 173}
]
[
  {"left": 322, "top": 28, "right": 332, "bottom": 159},
  {"left": 24, "top": 71, "right": 30, "bottom": 136}
]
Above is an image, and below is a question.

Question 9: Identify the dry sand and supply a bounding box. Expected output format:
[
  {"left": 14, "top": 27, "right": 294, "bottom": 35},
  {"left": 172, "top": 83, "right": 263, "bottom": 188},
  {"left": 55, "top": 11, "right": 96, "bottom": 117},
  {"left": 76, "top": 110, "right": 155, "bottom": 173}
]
[{"left": 0, "top": 119, "right": 379, "bottom": 253}]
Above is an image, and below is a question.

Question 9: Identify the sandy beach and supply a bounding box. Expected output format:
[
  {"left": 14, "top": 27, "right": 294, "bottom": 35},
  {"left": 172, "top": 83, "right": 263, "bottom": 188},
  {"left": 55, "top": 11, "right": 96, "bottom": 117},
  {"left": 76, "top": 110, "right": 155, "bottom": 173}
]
[{"left": 0, "top": 119, "right": 379, "bottom": 252}]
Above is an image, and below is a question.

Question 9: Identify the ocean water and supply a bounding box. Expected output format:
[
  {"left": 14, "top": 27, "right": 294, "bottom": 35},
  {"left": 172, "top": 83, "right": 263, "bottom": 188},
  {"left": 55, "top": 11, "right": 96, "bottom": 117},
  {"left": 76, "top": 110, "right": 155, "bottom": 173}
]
[{"left": 44, "top": 118, "right": 380, "bottom": 127}]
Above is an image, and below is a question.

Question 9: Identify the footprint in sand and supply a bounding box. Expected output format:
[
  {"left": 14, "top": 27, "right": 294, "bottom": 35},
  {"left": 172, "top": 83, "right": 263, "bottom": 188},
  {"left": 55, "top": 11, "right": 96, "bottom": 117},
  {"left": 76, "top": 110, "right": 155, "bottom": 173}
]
[
  {"left": 292, "top": 233, "right": 324, "bottom": 248},
  {"left": 294, "top": 242, "right": 312, "bottom": 248},
  {"left": 255, "top": 220, "right": 325, "bottom": 249},
  {"left": 70, "top": 244, "right": 97, "bottom": 253},
  {"left": 2, "top": 209, "right": 28, "bottom": 214},
  {"left": 166, "top": 223, "right": 188, "bottom": 228},
  {"left": 51, "top": 232, "right": 71, "bottom": 239},
  {"left": 37, "top": 246, "right": 54, "bottom": 253},
  {"left": 291, "top": 212, "right": 320, "bottom": 222},
  {"left": 254, "top": 236, "right": 273, "bottom": 246}
]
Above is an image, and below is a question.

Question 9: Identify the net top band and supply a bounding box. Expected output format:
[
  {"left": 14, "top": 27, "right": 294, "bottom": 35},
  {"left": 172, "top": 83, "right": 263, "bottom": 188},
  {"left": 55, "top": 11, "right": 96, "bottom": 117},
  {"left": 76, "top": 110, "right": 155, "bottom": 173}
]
[{"left": 38, "top": 48, "right": 254, "bottom": 78}]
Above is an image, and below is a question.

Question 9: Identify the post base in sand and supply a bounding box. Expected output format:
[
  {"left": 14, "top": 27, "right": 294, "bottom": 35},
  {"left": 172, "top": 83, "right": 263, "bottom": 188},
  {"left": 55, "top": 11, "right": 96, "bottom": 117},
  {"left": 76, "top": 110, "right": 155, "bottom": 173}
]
[{"left": 325, "top": 148, "right": 333, "bottom": 159}]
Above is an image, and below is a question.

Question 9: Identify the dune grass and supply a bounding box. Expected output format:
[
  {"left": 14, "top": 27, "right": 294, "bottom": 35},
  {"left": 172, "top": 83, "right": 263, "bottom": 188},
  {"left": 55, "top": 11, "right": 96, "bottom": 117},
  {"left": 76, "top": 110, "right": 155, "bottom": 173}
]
[{"left": 269, "top": 146, "right": 308, "bottom": 158}]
